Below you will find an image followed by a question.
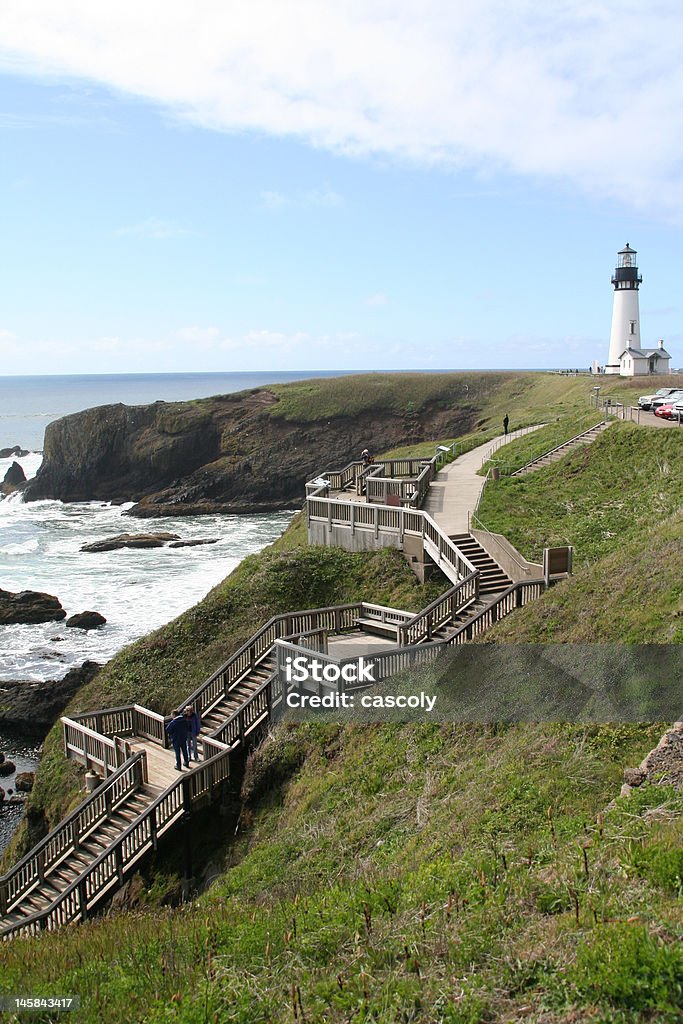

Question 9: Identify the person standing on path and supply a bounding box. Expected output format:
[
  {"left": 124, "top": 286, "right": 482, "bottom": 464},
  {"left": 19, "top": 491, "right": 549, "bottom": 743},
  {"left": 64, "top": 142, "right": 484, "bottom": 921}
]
[
  {"left": 503, "top": 414, "right": 509, "bottom": 435},
  {"left": 166, "top": 709, "right": 190, "bottom": 771},
  {"left": 184, "top": 704, "right": 202, "bottom": 761}
]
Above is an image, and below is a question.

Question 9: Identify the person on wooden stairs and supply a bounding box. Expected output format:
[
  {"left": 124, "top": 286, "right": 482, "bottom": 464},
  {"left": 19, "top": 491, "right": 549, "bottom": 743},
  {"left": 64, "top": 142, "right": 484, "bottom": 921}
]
[
  {"left": 503, "top": 413, "right": 509, "bottom": 435},
  {"left": 166, "top": 709, "right": 190, "bottom": 771},
  {"left": 184, "top": 704, "right": 202, "bottom": 761}
]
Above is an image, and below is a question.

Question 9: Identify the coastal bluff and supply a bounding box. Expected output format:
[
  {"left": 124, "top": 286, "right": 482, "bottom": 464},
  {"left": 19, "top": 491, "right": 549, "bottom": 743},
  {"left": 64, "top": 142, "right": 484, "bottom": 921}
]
[{"left": 23, "top": 374, "right": 496, "bottom": 517}]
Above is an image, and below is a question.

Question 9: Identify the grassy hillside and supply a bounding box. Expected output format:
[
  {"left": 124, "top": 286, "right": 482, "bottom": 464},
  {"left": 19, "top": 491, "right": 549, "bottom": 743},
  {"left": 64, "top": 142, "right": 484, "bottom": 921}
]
[
  {"left": 2, "top": 374, "right": 681, "bottom": 1021},
  {"left": 477, "top": 421, "right": 683, "bottom": 565},
  {"left": 488, "top": 509, "right": 683, "bottom": 643},
  {"left": 268, "top": 370, "right": 646, "bottom": 428},
  {"left": 1, "top": 723, "right": 680, "bottom": 1022}
]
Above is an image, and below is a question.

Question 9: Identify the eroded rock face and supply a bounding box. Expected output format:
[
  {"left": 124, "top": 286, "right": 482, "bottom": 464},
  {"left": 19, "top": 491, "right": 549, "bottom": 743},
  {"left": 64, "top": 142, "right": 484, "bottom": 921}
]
[
  {"left": 66, "top": 611, "right": 107, "bottom": 630},
  {"left": 0, "top": 661, "right": 102, "bottom": 734},
  {"left": 0, "top": 589, "right": 66, "bottom": 625},
  {"left": 23, "top": 377, "right": 489, "bottom": 516}
]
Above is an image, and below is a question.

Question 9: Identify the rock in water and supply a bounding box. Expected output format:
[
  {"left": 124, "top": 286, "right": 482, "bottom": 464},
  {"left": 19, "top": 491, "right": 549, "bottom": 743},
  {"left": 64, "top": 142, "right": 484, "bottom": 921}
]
[
  {"left": 168, "top": 538, "right": 219, "bottom": 548},
  {"left": 1, "top": 460, "right": 27, "bottom": 495},
  {"left": 66, "top": 611, "right": 107, "bottom": 630},
  {"left": 0, "top": 759, "right": 17, "bottom": 776},
  {"left": 0, "top": 588, "right": 66, "bottom": 624},
  {"left": 0, "top": 445, "right": 29, "bottom": 459},
  {"left": 15, "top": 772, "right": 35, "bottom": 792},
  {"left": 80, "top": 532, "right": 180, "bottom": 552}
]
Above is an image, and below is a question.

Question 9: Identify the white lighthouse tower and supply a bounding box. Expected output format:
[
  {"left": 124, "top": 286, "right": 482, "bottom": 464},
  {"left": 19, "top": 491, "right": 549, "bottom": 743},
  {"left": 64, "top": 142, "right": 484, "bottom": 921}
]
[{"left": 605, "top": 243, "right": 642, "bottom": 374}]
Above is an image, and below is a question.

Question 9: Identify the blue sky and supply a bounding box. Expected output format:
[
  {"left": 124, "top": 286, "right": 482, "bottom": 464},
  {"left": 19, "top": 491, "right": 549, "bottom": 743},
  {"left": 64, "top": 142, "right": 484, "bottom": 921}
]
[{"left": 1, "top": 2, "right": 682, "bottom": 374}]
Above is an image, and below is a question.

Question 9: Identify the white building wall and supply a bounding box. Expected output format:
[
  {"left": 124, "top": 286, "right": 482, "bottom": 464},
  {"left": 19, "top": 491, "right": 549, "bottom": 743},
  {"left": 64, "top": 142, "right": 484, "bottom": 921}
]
[{"left": 606, "top": 288, "right": 641, "bottom": 374}]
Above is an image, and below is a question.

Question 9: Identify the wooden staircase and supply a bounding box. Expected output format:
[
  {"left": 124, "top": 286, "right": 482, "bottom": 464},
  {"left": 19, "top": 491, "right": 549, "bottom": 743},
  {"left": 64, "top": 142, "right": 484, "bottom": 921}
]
[
  {"left": 448, "top": 533, "right": 513, "bottom": 594},
  {"left": 511, "top": 421, "right": 608, "bottom": 477},
  {"left": 2, "top": 782, "right": 161, "bottom": 931},
  {"left": 200, "top": 652, "right": 277, "bottom": 738}
]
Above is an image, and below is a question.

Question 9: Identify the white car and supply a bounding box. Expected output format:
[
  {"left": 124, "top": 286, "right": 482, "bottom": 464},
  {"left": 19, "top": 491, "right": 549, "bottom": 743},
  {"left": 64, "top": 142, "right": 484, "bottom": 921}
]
[
  {"left": 651, "top": 389, "right": 683, "bottom": 411},
  {"left": 638, "top": 387, "right": 679, "bottom": 410}
]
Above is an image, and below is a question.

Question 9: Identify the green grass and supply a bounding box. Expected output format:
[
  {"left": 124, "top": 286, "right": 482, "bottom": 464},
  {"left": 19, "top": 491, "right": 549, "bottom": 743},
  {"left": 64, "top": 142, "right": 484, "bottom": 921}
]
[
  {"left": 480, "top": 409, "right": 604, "bottom": 476},
  {"left": 266, "top": 369, "right": 643, "bottom": 427},
  {"left": 2, "top": 374, "right": 682, "bottom": 1020},
  {"left": 488, "top": 509, "right": 683, "bottom": 642},
  {"left": 476, "top": 421, "right": 683, "bottom": 564},
  {"left": 1, "top": 723, "right": 680, "bottom": 1023}
]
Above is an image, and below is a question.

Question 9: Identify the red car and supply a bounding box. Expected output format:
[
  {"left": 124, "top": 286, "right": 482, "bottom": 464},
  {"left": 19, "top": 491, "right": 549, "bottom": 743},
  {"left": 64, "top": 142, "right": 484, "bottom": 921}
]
[{"left": 654, "top": 402, "right": 681, "bottom": 420}]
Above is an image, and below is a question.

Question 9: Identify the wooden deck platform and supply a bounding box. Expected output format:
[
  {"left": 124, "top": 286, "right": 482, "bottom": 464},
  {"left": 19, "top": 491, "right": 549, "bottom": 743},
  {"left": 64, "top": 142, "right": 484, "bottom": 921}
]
[{"left": 128, "top": 737, "right": 189, "bottom": 789}]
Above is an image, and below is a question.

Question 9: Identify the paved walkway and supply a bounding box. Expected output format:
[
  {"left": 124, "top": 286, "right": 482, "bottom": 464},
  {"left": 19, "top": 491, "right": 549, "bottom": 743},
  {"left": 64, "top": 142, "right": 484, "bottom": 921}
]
[{"left": 422, "top": 426, "right": 544, "bottom": 536}]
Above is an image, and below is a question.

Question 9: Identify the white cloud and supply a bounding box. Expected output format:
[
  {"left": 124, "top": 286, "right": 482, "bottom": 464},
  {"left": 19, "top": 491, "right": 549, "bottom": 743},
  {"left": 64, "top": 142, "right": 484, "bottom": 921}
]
[
  {"left": 260, "top": 186, "right": 343, "bottom": 210},
  {"left": 2, "top": 3, "right": 683, "bottom": 215},
  {"left": 365, "top": 292, "right": 388, "bottom": 307},
  {"left": 114, "top": 217, "right": 193, "bottom": 239},
  {"left": 177, "top": 326, "right": 221, "bottom": 344}
]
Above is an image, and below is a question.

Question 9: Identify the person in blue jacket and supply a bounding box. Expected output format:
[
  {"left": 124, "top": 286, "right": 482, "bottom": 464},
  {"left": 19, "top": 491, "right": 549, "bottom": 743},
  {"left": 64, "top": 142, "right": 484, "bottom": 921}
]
[
  {"left": 184, "top": 704, "right": 202, "bottom": 761},
  {"left": 166, "top": 709, "right": 190, "bottom": 771}
]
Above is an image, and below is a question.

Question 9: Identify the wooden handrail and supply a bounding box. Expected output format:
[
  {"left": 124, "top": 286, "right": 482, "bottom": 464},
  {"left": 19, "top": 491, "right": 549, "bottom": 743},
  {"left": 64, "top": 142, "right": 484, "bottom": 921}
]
[
  {"left": 0, "top": 747, "right": 230, "bottom": 940},
  {"left": 0, "top": 752, "right": 145, "bottom": 917},
  {"left": 511, "top": 421, "right": 606, "bottom": 476}
]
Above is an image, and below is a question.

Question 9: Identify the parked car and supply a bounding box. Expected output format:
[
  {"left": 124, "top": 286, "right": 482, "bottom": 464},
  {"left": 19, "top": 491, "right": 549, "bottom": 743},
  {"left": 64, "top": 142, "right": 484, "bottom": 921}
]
[
  {"left": 654, "top": 403, "right": 675, "bottom": 419},
  {"left": 650, "top": 390, "right": 683, "bottom": 411},
  {"left": 638, "top": 387, "right": 679, "bottom": 410}
]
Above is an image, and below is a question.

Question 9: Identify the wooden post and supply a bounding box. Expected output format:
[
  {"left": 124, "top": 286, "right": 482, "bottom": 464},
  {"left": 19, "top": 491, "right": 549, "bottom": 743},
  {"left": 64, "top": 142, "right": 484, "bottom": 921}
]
[
  {"left": 115, "top": 844, "right": 124, "bottom": 886},
  {"left": 78, "top": 879, "right": 88, "bottom": 921}
]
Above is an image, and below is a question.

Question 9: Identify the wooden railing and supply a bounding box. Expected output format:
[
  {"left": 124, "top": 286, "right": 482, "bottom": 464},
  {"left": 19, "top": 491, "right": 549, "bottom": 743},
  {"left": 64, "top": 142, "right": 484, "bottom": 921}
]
[
  {"left": 62, "top": 717, "right": 122, "bottom": 776},
  {"left": 70, "top": 705, "right": 169, "bottom": 748},
  {"left": 446, "top": 579, "right": 544, "bottom": 642},
  {"left": 398, "top": 572, "right": 478, "bottom": 645},
  {"left": 307, "top": 496, "right": 477, "bottom": 587},
  {"left": 0, "top": 752, "right": 146, "bottom": 918},
  {"left": 480, "top": 424, "right": 545, "bottom": 466},
  {"left": 2, "top": 427, "right": 552, "bottom": 940},
  {"left": 275, "top": 578, "right": 546, "bottom": 700},
  {"left": 307, "top": 443, "right": 458, "bottom": 510},
  {"left": 1, "top": 748, "right": 231, "bottom": 940},
  {"left": 183, "top": 602, "right": 384, "bottom": 719},
  {"left": 211, "top": 674, "right": 283, "bottom": 748},
  {"left": 510, "top": 421, "right": 606, "bottom": 476}
]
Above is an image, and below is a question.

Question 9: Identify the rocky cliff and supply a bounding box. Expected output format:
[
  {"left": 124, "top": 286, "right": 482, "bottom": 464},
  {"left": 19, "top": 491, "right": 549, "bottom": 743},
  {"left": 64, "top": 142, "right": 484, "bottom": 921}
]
[{"left": 23, "top": 375, "right": 492, "bottom": 517}]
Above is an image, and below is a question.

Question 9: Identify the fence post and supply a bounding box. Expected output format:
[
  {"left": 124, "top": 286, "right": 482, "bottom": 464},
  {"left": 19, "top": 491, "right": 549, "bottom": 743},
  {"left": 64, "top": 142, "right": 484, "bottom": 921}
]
[{"left": 78, "top": 878, "right": 88, "bottom": 921}]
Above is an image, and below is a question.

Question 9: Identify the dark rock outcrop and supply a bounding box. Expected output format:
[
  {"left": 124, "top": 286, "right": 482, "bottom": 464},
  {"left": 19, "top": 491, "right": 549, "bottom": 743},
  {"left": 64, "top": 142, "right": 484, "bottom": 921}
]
[
  {"left": 0, "top": 589, "right": 66, "bottom": 624},
  {"left": 66, "top": 611, "right": 107, "bottom": 630},
  {"left": 1, "top": 460, "right": 27, "bottom": 495},
  {"left": 0, "top": 446, "right": 29, "bottom": 459},
  {"left": 0, "top": 661, "right": 102, "bottom": 734},
  {"left": 81, "top": 532, "right": 180, "bottom": 552},
  {"left": 0, "top": 759, "right": 17, "bottom": 776},
  {"left": 22, "top": 375, "right": 492, "bottom": 516},
  {"left": 168, "top": 538, "right": 219, "bottom": 548},
  {"left": 15, "top": 772, "right": 35, "bottom": 792}
]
